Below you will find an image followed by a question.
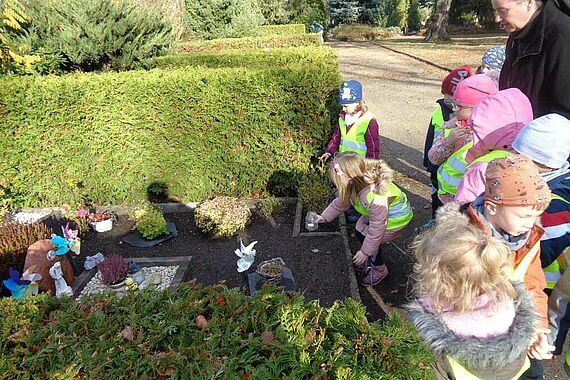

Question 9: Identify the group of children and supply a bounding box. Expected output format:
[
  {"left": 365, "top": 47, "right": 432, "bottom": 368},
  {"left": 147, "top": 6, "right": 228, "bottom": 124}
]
[{"left": 312, "top": 45, "right": 570, "bottom": 379}]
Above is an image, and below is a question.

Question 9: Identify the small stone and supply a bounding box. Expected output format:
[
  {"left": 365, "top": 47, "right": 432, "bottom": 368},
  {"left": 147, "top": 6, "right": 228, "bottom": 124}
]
[
  {"left": 311, "top": 249, "right": 319, "bottom": 253},
  {"left": 148, "top": 273, "right": 162, "bottom": 285}
]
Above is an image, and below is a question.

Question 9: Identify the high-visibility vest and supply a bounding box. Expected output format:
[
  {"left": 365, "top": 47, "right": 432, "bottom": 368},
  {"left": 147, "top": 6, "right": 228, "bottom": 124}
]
[
  {"left": 543, "top": 194, "right": 570, "bottom": 289},
  {"left": 339, "top": 112, "right": 374, "bottom": 157},
  {"left": 352, "top": 183, "right": 413, "bottom": 231},
  {"left": 446, "top": 240, "right": 540, "bottom": 379},
  {"left": 432, "top": 105, "right": 445, "bottom": 141},
  {"left": 437, "top": 141, "right": 473, "bottom": 196},
  {"left": 470, "top": 150, "right": 511, "bottom": 166}
]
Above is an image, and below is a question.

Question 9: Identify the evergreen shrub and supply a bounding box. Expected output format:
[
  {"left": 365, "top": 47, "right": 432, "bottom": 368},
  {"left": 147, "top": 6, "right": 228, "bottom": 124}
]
[
  {"left": 0, "top": 49, "right": 340, "bottom": 208},
  {"left": 23, "top": 0, "right": 172, "bottom": 72},
  {"left": 176, "top": 33, "right": 320, "bottom": 53},
  {"left": 147, "top": 46, "right": 337, "bottom": 71},
  {"left": 260, "top": 24, "right": 306, "bottom": 36},
  {"left": 194, "top": 196, "right": 251, "bottom": 238},
  {"left": 0, "top": 284, "right": 435, "bottom": 378},
  {"left": 298, "top": 168, "right": 334, "bottom": 213},
  {"left": 184, "top": 0, "right": 264, "bottom": 40}
]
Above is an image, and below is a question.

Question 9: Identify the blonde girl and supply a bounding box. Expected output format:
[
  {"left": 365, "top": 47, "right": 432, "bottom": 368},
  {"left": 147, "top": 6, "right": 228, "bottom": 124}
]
[
  {"left": 315, "top": 152, "right": 413, "bottom": 286},
  {"left": 408, "top": 204, "right": 536, "bottom": 379}
]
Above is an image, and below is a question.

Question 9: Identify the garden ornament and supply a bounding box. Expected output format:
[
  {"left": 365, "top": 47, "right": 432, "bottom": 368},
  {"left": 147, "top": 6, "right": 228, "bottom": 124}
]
[
  {"left": 235, "top": 239, "right": 258, "bottom": 273},
  {"left": 49, "top": 262, "right": 73, "bottom": 298},
  {"left": 47, "top": 234, "right": 70, "bottom": 260},
  {"left": 84, "top": 252, "right": 105, "bottom": 271},
  {"left": 2, "top": 267, "right": 42, "bottom": 299},
  {"left": 128, "top": 260, "right": 141, "bottom": 274}
]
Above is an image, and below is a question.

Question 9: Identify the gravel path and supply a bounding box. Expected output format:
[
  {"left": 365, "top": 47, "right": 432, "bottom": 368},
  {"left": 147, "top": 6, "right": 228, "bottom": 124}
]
[{"left": 330, "top": 40, "right": 567, "bottom": 378}]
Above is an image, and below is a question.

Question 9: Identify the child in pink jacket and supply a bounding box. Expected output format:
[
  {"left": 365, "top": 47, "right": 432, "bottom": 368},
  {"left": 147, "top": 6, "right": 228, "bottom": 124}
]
[{"left": 454, "top": 88, "right": 533, "bottom": 204}]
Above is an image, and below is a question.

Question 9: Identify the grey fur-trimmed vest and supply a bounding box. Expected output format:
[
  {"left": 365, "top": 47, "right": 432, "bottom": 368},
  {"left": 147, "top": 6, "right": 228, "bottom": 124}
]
[{"left": 407, "top": 283, "right": 537, "bottom": 379}]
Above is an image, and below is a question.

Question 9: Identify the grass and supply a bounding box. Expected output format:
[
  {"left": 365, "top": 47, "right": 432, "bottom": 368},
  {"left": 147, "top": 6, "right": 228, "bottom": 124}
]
[{"left": 374, "top": 33, "right": 508, "bottom": 72}]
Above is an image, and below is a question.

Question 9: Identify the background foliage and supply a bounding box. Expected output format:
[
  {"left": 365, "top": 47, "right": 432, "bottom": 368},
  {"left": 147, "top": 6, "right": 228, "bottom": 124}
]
[
  {"left": 0, "top": 0, "right": 38, "bottom": 75},
  {"left": 0, "top": 284, "right": 435, "bottom": 378},
  {"left": 176, "top": 33, "right": 321, "bottom": 52},
  {"left": 21, "top": 0, "right": 172, "bottom": 73},
  {"left": 0, "top": 45, "right": 340, "bottom": 208}
]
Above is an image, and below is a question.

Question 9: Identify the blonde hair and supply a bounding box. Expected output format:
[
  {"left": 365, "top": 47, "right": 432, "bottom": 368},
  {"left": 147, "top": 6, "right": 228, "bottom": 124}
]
[
  {"left": 356, "top": 101, "right": 368, "bottom": 114},
  {"left": 328, "top": 152, "right": 394, "bottom": 207},
  {"left": 412, "top": 216, "right": 516, "bottom": 313}
]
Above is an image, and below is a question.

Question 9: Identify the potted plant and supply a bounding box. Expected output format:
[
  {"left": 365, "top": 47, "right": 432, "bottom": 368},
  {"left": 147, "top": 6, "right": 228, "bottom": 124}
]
[
  {"left": 97, "top": 254, "right": 129, "bottom": 290},
  {"left": 256, "top": 257, "right": 286, "bottom": 285},
  {"left": 132, "top": 204, "right": 168, "bottom": 240},
  {"left": 75, "top": 208, "right": 114, "bottom": 232}
]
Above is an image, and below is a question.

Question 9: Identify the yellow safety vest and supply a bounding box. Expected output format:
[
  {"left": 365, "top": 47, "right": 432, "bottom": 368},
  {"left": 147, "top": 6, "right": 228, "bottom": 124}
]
[
  {"left": 437, "top": 141, "right": 473, "bottom": 197},
  {"left": 352, "top": 183, "right": 413, "bottom": 231},
  {"left": 339, "top": 112, "right": 374, "bottom": 157},
  {"left": 446, "top": 240, "right": 540, "bottom": 379}
]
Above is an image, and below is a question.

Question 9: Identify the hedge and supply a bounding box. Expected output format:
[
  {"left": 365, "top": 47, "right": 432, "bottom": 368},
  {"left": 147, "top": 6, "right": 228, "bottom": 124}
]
[
  {"left": 0, "top": 284, "right": 436, "bottom": 378},
  {"left": 0, "top": 54, "right": 340, "bottom": 207},
  {"left": 176, "top": 34, "right": 321, "bottom": 53},
  {"left": 147, "top": 46, "right": 338, "bottom": 71},
  {"left": 260, "top": 24, "right": 307, "bottom": 36}
]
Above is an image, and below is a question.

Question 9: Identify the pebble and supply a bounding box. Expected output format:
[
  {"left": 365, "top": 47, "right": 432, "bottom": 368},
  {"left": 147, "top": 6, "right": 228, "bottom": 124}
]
[
  {"left": 79, "top": 266, "right": 179, "bottom": 299},
  {"left": 6, "top": 210, "right": 51, "bottom": 224}
]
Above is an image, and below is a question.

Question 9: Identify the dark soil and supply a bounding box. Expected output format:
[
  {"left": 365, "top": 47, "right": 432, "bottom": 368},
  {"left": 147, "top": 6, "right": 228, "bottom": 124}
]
[{"left": 77, "top": 202, "right": 352, "bottom": 308}]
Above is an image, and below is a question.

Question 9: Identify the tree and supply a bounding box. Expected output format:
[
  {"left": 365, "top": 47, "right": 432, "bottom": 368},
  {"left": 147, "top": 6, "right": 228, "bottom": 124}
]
[
  {"left": 0, "top": 0, "right": 38, "bottom": 74},
  {"left": 423, "top": 0, "right": 452, "bottom": 41},
  {"left": 407, "top": 0, "right": 421, "bottom": 31},
  {"left": 328, "top": 0, "right": 362, "bottom": 26},
  {"left": 259, "top": 0, "right": 291, "bottom": 24}
]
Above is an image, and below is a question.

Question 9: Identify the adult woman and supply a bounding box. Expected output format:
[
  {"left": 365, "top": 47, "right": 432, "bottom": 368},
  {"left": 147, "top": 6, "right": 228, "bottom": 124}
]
[{"left": 493, "top": 0, "right": 570, "bottom": 118}]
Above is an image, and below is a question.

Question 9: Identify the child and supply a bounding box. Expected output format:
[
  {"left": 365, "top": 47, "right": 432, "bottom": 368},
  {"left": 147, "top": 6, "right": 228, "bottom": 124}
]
[
  {"left": 428, "top": 74, "right": 498, "bottom": 204},
  {"left": 454, "top": 88, "right": 533, "bottom": 204},
  {"left": 314, "top": 152, "right": 413, "bottom": 286},
  {"left": 511, "top": 114, "right": 570, "bottom": 366},
  {"left": 461, "top": 154, "right": 555, "bottom": 378},
  {"left": 320, "top": 80, "right": 380, "bottom": 163},
  {"left": 423, "top": 66, "right": 472, "bottom": 218},
  {"left": 408, "top": 208, "right": 536, "bottom": 379},
  {"left": 476, "top": 46, "right": 506, "bottom": 86}
]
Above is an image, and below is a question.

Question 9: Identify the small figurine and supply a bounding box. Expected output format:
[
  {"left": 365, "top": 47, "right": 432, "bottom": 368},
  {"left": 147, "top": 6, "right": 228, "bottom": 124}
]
[
  {"left": 235, "top": 239, "right": 258, "bottom": 273},
  {"left": 49, "top": 262, "right": 73, "bottom": 298},
  {"left": 2, "top": 266, "right": 42, "bottom": 299},
  {"left": 84, "top": 252, "right": 105, "bottom": 271}
]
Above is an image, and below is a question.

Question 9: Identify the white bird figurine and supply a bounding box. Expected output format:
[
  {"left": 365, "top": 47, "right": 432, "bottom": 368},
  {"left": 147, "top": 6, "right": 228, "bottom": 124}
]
[{"left": 235, "top": 239, "right": 258, "bottom": 273}]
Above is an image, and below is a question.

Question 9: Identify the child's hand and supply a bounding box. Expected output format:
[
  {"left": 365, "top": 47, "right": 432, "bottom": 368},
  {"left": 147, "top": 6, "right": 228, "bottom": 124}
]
[
  {"left": 528, "top": 328, "right": 555, "bottom": 360},
  {"left": 445, "top": 123, "right": 471, "bottom": 146},
  {"left": 353, "top": 250, "right": 368, "bottom": 266},
  {"left": 315, "top": 214, "right": 326, "bottom": 223},
  {"left": 319, "top": 152, "right": 331, "bottom": 164}
]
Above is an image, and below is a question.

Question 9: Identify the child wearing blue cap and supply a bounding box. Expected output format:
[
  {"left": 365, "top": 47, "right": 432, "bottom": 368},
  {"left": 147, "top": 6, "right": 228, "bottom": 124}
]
[{"left": 319, "top": 80, "right": 380, "bottom": 164}]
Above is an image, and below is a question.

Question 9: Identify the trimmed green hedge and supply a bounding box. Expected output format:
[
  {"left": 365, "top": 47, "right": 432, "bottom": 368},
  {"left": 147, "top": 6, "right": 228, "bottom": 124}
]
[
  {"left": 147, "top": 46, "right": 338, "bottom": 71},
  {"left": 0, "top": 52, "right": 340, "bottom": 207},
  {"left": 176, "top": 34, "right": 320, "bottom": 53},
  {"left": 260, "top": 24, "right": 307, "bottom": 36},
  {"left": 0, "top": 284, "right": 436, "bottom": 378}
]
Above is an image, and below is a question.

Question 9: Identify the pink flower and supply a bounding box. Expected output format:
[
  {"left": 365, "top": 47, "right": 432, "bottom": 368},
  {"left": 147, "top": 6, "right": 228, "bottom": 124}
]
[{"left": 75, "top": 208, "right": 89, "bottom": 218}]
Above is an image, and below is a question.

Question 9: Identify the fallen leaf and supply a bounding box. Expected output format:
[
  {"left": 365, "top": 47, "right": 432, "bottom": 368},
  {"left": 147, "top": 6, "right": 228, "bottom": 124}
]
[
  {"left": 311, "top": 249, "right": 319, "bottom": 253},
  {"left": 390, "top": 289, "right": 398, "bottom": 294},
  {"left": 241, "top": 372, "right": 250, "bottom": 380},
  {"left": 195, "top": 315, "right": 208, "bottom": 330},
  {"left": 158, "top": 368, "right": 176, "bottom": 376},
  {"left": 121, "top": 326, "right": 134, "bottom": 341},
  {"left": 262, "top": 329, "right": 275, "bottom": 344},
  {"left": 215, "top": 295, "right": 225, "bottom": 305}
]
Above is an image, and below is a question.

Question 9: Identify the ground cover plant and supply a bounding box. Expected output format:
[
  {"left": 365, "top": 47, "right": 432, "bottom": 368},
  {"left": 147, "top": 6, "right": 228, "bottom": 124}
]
[
  {"left": 176, "top": 34, "right": 320, "bottom": 53},
  {"left": 194, "top": 196, "right": 251, "bottom": 238},
  {"left": 260, "top": 24, "right": 306, "bottom": 36},
  {"left": 0, "top": 284, "right": 435, "bottom": 378}
]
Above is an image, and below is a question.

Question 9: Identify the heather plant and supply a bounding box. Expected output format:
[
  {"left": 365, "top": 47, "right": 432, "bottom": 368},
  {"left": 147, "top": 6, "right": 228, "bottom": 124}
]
[
  {"left": 97, "top": 254, "right": 129, "bottom": 285},
  {"left": 255, "top": 197, "right": 282, "bottom": 219},
  {"left": 131, "top": 204, "right": 168, "bottom": 240},
  {"left": 298, "top": 167, "right": 333, "bottom": 213},
  {"left": 0, "top": 284, "right": 436, "bottom": 378},
  {"left": 0, "top": 222, "right": 52, "bottom": 288},
  {"left": 194, "top": 196, "right": 251, "bottom": 238}
]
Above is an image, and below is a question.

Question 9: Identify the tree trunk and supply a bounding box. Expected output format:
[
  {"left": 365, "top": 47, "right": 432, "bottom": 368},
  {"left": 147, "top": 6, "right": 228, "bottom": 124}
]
[{"left": 424, "top": 0, "right": 452, "bottom": 42}]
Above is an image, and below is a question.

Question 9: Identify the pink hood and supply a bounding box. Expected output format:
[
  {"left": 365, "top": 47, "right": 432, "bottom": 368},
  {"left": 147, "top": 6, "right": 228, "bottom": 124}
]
[{"left": 465, "top": 88, "right": 533, "bottom": 163}]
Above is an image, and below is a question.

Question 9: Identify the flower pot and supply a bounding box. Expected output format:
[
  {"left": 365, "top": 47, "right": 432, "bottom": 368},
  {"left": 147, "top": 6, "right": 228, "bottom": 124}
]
[
  {"left": 90, "top": 219, "right": 113, "bottom": 232},
  {"left": 108, "top": 280, "right": 126, "bottom": 292}
]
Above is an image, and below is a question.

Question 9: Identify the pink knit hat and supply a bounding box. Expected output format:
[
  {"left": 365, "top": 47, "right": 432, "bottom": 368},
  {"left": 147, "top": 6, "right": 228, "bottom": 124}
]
[
  {"left": 452, "top": 74, "right": 498, "bottom": 107},
  {"left": 465, "top": 88, "right": 533, "bottom": 163}
]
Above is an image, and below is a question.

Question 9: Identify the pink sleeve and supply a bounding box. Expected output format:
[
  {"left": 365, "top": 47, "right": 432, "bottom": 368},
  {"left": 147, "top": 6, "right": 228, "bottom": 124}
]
[
  {"left": 427, "top": 118, "right": 456, "bottom": 165},
  {"left": 360, "top": 196, "right": 388, "bottom": 257},
  {"left": 321, "top": 197, "right": 347, "bottom": 222},
  {"left": 455, "top": 162, "right": 489, "bottom": 204},
  {"left": 326, "top": 114, "right": 343, "bottom": 155}
]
